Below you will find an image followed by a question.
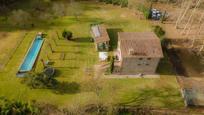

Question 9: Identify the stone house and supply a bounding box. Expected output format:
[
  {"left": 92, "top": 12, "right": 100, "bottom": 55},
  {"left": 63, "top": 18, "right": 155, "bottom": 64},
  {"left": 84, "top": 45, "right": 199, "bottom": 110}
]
[
  {"left": 90, "top": 24, "right": 110, "bottom": 51},
  {"left": 114, "top": 32, "right": 163, "bottom": 75}
]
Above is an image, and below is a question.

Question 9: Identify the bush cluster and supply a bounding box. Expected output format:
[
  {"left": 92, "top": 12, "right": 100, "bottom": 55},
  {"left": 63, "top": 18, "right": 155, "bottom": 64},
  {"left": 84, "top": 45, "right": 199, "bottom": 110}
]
[
  {"left": 153, "top": 25, "right": 165, "bottom": 38},
  {"left": 137, "top": 4, "right": 151, "bottom": 19},
  {"left": 104, "top": 56, "right": 115, "bottom": 75},
  {"left": 23, "top": 72, "right": 58, "bottom": 89},
  {"left": 99, "top": 0, "right": 128, "bottom": 8}
]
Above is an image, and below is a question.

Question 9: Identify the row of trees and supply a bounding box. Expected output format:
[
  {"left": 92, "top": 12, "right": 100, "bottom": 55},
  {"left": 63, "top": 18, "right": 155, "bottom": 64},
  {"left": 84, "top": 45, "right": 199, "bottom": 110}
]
[{"left": 3, "top": 1, "right": 83, "bottom": 28}]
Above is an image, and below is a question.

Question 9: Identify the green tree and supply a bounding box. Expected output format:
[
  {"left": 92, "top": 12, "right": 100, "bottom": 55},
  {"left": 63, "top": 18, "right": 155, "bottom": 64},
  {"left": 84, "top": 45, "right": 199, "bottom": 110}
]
[
  {"left": 153, "top": 25, "right": 165, "bottom": 38},
  {"left": 105, "top": 0, "right": 112, "bottom": 4},
  {"left": 62, "top": 29, "right": 73, "bottom": 40},
  {"left": 121, "top": 0, "right": 128, "bottom": 7},
  {"left": 23, "top": 72, "right": 57, "bottom": 89}
]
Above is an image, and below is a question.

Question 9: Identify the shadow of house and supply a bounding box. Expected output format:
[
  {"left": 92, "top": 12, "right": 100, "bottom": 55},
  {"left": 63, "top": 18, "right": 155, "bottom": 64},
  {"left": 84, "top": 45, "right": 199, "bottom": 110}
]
[
  {"left": 164, "top": 47, "right": 188, "bottom": 77},
  {"left": 107, "top": 28, "right": 123, "bottom": 51},
  {"left": 54, "top": 82, "right": 80, "bottom": 94},
  {"left": 119, "top": 87, "right": 183, "bottom": 108},
  {"left": 177, "top": 49, "right": 204, "bottom": 75},
  {"left": 74, "top": 37, "right": 93, "bottom": 43}
]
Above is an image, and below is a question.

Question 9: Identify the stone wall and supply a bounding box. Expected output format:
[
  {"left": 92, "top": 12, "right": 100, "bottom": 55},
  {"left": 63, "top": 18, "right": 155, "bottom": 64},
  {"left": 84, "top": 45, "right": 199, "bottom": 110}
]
[{"left": 120, "top": 57, "right": 160, "bottom": 75}]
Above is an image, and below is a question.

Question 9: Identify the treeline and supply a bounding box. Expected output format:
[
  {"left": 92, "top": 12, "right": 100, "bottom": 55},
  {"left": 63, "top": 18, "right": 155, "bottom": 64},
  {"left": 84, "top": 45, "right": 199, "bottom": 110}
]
[
  {"left": 99, "top": 0, "right": 128, "bottom": 7},
  {"left": 0, "top": 0, "right": 22, "bottom": 15},
  {"left": 0, "top": 0, "right": 17, "bottom": 6},
  {"left": 0, "top": 0, "right": 84, "bottom": 28}
]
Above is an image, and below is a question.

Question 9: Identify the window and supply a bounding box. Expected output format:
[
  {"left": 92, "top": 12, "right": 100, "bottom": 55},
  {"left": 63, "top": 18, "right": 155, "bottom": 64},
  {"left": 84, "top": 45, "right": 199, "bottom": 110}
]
[
  {"left": 147, "top": 58, "right": 151, "bottom": 60},
  {"left": 146, "top": 64, "right": 149, "bottom": 66},
  {"left": 138, "top": 64, "right": 141, "bottom": 66}
]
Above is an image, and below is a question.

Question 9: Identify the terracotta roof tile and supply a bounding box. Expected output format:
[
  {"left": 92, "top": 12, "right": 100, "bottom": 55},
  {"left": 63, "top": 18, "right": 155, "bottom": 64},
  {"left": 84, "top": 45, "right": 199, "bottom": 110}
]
[
  {"left": 91, "top": 24, "right": 110, "bottom": 43},
  {"left": 118, "top": 32, "right": 163, "bottom": 58}
]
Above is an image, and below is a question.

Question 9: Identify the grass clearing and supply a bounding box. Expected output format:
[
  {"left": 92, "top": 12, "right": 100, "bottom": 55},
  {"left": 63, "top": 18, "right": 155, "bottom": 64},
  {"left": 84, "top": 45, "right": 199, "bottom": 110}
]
[
  {"left": 0, "top": 31, "right": 26, "bottom": 68},
  {"left": 0, "top": 1, "right": 184, "bottom": 109}
]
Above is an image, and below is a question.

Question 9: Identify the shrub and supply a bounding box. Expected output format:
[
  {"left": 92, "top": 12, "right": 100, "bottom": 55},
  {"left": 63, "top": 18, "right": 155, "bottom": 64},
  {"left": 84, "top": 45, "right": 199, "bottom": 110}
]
[
  {"left": 62, "top": 30, "right": 73, "bottom": 40},
  {"left": 121, "top": 0, "right": 128, "bottom": 7},
  {"left": 0, "top": 99, "right": 38, "bottom": 115},
  {"left": 104, "top": 56, "right": 115, "bottom": 75},
  {"left": 138, "top": 4, "right": 151, "bottom": 19},
  {"left": 153, "top": 25, "right": 165, "bottom": 38},
  {"left": 144, "top": 9, "right": 151, "bottom": 19},
  {"left": 112, "top": 0, "right": 121, "bottom": 5}
]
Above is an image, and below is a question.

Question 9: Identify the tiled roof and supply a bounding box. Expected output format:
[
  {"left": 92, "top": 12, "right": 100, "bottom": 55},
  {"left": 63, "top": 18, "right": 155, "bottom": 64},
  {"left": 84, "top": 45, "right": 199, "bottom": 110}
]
[
  {"left": 91, "top": 24, "right": 110, "bottom": 43},
  {"left": 118, "top": 32, "right": 163, "bottom": 58}
]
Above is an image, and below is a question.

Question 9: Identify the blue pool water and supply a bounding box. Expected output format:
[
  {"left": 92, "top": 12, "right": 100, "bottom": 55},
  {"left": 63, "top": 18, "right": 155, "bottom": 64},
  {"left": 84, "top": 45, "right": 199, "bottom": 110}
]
[{"left": 19, "top": 35, "right": 44, "bottom": 72}]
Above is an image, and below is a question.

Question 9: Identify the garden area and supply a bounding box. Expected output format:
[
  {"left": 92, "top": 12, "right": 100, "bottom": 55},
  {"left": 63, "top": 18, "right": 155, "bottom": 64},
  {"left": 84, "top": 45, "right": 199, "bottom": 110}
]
[{"left": 0, "top": 1, "right": 184, "bottom": 114}]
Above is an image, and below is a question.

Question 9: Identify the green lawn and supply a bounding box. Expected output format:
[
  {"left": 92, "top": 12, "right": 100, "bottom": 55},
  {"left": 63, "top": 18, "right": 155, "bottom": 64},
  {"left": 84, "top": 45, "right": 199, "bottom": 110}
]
[{"left": 0, "top": 1, "right": 184, "bottom": 109}]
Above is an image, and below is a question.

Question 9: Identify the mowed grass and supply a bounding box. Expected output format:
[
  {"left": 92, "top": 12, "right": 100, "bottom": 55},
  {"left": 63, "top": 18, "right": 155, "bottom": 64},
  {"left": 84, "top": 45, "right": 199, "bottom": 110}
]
[
  {"left": 0, "top": 31, "right": 26, "bottom": 68},
  {"left": 0, "top": 1, "right": 184, "bottom": 108}
]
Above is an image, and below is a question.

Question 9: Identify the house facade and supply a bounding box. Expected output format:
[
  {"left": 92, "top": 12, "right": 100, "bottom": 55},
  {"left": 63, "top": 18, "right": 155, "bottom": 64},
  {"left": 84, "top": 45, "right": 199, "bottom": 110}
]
[
  {"left": 90, "top": 24, "right": 110, "bottom": 51},
  {"left": 114, "top": 32, "right": 163, "bottom": 75}
]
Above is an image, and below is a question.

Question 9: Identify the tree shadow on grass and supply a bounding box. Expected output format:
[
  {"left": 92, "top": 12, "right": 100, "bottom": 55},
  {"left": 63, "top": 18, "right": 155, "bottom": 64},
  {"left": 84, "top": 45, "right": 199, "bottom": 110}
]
[
  {"left": 52, "top": 50, "right": 84, "bottom": 55},
  {"left": 54, "top": 82, "right": 80, "bottom": 94},
  {"left": 53, "top": 67, "right": 79, "bottom": 78},
  {"left": 53, "top": 69, "right": 62, "bottom": 77},
  {"left": 156, "top": 50, "right": 175, "bottom": 75},
  {"left": 107, "top": 28, "right": 123, "bottom": 51},
  {"left": 119, "top": 87, "right": 183, "bottom": 109}
]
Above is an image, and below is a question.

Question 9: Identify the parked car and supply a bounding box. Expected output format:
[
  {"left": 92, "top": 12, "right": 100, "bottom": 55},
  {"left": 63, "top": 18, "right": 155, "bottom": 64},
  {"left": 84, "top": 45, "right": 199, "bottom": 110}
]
[{"left": 151, "top": 9, "right": 162, "bottom": 20}]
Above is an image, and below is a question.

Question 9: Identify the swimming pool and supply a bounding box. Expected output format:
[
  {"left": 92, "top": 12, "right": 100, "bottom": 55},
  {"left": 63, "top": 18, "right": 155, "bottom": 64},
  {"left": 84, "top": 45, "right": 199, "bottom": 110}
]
[{"left": 19, "top": 35, "right": 44, "bottom": 73}]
